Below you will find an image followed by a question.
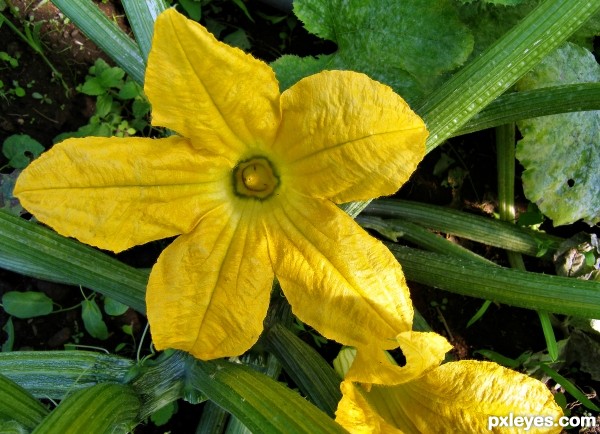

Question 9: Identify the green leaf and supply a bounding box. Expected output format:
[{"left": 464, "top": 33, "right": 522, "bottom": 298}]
[
  {"left": 2, "top": 135, "right": 44, "bottom": 169},
  {"left": 223, "top": 29, "right": 251, "bottom": 51},
  {"left": 31, "top": 383, "right": 140, "bottom": 434},
  {"left": 537, "top": 363, "right": 600, "bottom": 412},
  {"left": 2, "top": 291, "right": 53, "bottom": 319},
  {"left": 103, "top": 296, "right": 129, "bottom": 316},
  {"left": 78, "top": 77, "right": 105, "bottom": 96},
  {"left": 273, "top": 0, "right": 473, "bottom": 102},
  {"left": 270, "top": 55, "right": 331, "bottom": 93},
  {"left": 177, "top": 0, "right": 202, "bottom": 21},
  {"left": 98, "top": 66, "right": 125, "bottom": 89},
  {"left": 474, "top": 0, "right": 529, "bottom": 4},
  {"left": 132, "top": 98, "right": 151, "bottom": 119},
  {"left": 516, "top": 43, "right": 600, "bottom": 225},
  {"left": 0, "top": 373, "right": 49, "bottom": 430},
  {"left": 81, "top": 299, "right": 109, "bottom": 340},
  {"left": 474, "top": 349, "right": 528, "bottom": 369},
  {"left": 116, "top": 80, "right": 141, "bottom": 100},
  {"left": 95, "top": 94, "right": 113, "bottom": 118},
  {"left": 150, "top": 401, "right": 177, "bottom": 427}
]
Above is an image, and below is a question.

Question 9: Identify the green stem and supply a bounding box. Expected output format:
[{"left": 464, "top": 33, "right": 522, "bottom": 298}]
[
  {"left": 365, "top": 199, "right": 562, "bottom": 257},
  {"left": 190, "top": 360, "right": 346, "bottom": 434},
  {"left": 0, "top": 12, "right": 69, "bottom": 91},
  {"left": 358, "top": 215, "right": 496, "bottom": 265},
  {"left": 0, "top": 211, "right": 147, "bottom": 313},
  {"left": 121, "top": 0, "right": 169, "bottom": 61},
  {"left": 455, "top": 83, "right": 600, "bottom": 136},
  {"left": 418, "top": 0, "right": 600, "bottom": 153},
  {"left": 388, "top": 245, "right": 600, "bottom": 319},
  {"left": 50, "top": 0, "right": 145, "bottom": 85},
  {"left": 496, "top": 123, "right": 558, "bottom": 360},
  {"left": 264, "top": 324, "right": 341, "bottom": 417}
]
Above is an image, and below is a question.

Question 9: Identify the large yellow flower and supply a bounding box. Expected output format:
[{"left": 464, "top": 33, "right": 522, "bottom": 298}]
[
  {"left": 335, "top": 332, "right": 563, "bottom": 433},
  {"left": 13, "top": 9, "right": 427, "bottom": 360}
]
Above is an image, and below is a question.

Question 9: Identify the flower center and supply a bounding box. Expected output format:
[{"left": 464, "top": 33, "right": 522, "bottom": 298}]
[{"left": 233, "top": 157, "right": 279, "bottom": 200}]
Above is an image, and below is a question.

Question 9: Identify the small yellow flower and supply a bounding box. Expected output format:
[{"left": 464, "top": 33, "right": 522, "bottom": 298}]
[
  {"left": 335, "top": 332, "right": 563, "bottom": 434},
  {"left": 14, "top": 9, "right": 428, "bottom": 360}
]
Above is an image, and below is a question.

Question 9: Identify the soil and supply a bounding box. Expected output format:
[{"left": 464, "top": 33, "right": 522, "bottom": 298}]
[{"left": 1, "top": 1, "right": 599, "bottom": 433}]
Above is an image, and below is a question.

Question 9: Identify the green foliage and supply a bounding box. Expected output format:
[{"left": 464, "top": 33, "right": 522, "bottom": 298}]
[
  {"left": 272, "top": 0, "right": 473, "bottom": 102},
  {"left": 516, "top": 43, "right": 600, "bottom": 225},
  {"left": 81, "top": 299, "right": 109, "bottom": 340},
  {"left": 57, "top": 59, "right": 150, "bottom": 141},
  {"left": 0, "top": 51, "right": 19, "bottom": 68},
  {"left": 150, "top": 401, "right": 177, "bottom": 427},
  {"left": 2, "top": 134, "right": 44, "bottom": 169},
  {"left": 1, "top": 291, "right": 53, "bottom": 319},
  {"left": 103, "top": 296, "right": 129, "bottom": 316},
  {"left": 0, "top": 79, "right": 27, "bottom": 101},
  {"left": 177, "top": 0, "right": 203, "bottom": 20},
  {"left": 457, "top": 0, "right": 528, "bottom": 4}
]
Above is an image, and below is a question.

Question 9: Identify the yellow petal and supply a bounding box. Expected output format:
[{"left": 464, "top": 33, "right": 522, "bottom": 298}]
[
  {"left": 145, "top": 9, "right": 281, "bottom": 159},
  {"left": 346, "top": 332, "right": 452, "bottom": 385},
  {"left": 336, "top": 380, "right": 403, "bottom": 434},
  {"left": 273, "top": 70, "right": 427, "bottom": 203},
  {"left": 14, "top": 136, "right": 229, "bottom": 253},
  {"left": 369, "top": 361, "right": 563, "bottom": 434},
  {"left": 146, "top": 200, "right": 273, "bottom": 360},
  {"left": 265, "top": 193, "right": 413, "bottom": 349}
]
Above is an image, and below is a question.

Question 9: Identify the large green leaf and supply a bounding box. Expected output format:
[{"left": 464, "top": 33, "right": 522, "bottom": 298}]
[
  {"left": 516, "top": 43, "right": 600, "bottom": 226},
  {"left": 272, "top": 0, "right": 473, "bottom": 102}
]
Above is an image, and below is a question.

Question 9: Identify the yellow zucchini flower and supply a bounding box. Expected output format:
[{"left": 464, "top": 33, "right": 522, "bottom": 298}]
[
  {"left": 13, "top": 9, "right": 428, "bottom": 360},
  {"left": 335, "top": 332, "right": 563, "bottom": 433}
]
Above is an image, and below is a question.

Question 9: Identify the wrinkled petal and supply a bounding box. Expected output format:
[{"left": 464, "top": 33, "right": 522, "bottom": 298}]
[
  {"left": 273, "top": 70, "right": 427, "bottom": 203},
  {"left": 336, "top": 380, "right": 402, "bottom": 434},
  {"left": 366, "top": 360, "right": 563, "bottom": 434},
  {"left": 265, "top": 193, "right": 413, "bottom": 350},
  {"left": 14, "top": 136, "right": 229, "bottom": 253},
  {"left": 145, "top": 9, "right": 281, "bottom": 159},
  {"left": 147, "top": 201, "right": 273, "bottom": 360},
  {"left": 346, "top": 332, "right": 452, "bottom": 385}
]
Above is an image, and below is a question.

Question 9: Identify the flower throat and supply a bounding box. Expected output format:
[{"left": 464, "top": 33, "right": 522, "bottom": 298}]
[{"left": 233, "top": 157, "right": 279, "bottom": 199}]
